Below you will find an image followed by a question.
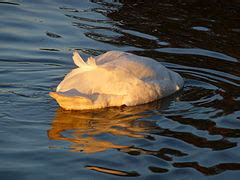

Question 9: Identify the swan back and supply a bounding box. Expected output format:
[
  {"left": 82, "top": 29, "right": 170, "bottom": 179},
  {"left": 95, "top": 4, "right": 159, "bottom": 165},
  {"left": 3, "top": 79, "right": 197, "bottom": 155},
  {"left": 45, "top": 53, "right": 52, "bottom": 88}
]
[{"left": 50, "top": 51, "right": 184, "bottom": 110}]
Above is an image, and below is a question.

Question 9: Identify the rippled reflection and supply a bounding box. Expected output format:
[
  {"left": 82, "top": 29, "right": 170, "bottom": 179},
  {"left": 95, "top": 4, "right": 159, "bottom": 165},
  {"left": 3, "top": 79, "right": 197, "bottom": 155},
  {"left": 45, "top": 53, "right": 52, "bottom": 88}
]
[
  {"left": 48, "top": 96, "right": 193, "bottom": 156},
  {"left": 86, "top": 165, "right": 140, "bottom": 177},
  {"left": 48, "top": 103, "right": 158, "bottom": 153}
]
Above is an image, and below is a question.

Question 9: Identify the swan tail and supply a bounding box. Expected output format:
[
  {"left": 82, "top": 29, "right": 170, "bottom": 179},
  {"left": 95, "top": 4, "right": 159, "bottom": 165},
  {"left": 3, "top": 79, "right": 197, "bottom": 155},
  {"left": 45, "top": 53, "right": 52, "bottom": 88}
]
[
  {"left": 72, "top": 50, "right": 86, "bottom": 67},
  {"left": 72, "top": 51, "right": 96, "bottom": 68},
  {"left": 49, "top": 92, "right": 93, "bottom": 110},
  {"left": 87, "top": 56, "right": 96, "bottom": 66}
]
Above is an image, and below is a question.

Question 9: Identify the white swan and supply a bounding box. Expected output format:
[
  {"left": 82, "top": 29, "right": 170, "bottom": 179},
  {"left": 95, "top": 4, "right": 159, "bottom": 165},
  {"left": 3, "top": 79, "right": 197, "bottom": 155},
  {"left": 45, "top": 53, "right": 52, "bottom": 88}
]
[{"left": 50, "top": 51, "right": 184, "bottom": 110}]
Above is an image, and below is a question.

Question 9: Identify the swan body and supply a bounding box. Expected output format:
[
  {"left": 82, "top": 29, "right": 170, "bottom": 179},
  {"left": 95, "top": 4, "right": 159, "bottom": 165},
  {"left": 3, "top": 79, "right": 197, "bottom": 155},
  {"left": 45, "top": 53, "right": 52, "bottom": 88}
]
[{"left": 50, "top": 51, "right": 184, "bottom": 110}]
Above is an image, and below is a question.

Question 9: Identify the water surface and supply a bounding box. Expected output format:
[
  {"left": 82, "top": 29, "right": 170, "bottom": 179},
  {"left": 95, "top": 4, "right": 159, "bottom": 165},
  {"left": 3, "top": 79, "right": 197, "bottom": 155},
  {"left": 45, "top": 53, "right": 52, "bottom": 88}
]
[{"left": 0, "top": 0, "right": 240, "bottom": 179}]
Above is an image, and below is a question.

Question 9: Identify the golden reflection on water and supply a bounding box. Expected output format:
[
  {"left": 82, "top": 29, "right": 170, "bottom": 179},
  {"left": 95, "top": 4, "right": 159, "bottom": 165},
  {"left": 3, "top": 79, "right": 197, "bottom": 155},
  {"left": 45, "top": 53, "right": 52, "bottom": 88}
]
[
  {"left": 86, "top": 165, "right": 140, "bottom": 177},
  {"left": 48, "top": 102, "right": 163, "bottom": 153}
]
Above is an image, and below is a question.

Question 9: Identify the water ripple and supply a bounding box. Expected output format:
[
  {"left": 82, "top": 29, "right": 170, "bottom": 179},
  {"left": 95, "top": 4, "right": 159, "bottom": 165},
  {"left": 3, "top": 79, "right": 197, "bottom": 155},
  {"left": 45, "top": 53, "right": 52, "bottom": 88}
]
[
  {"left": 0, "top": 1, "right": 19, "bottom": 6},
  {"left": 157, "top": 48, "right": 238, "bottom": 62},
  {"left": 173, "top": 162, "right": 240, "bottom": 175}
]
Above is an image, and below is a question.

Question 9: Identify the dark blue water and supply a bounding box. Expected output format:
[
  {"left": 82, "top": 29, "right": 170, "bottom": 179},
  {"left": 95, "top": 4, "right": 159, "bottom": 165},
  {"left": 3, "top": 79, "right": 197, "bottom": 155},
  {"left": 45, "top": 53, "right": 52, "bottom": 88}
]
[{"left": 0, "top": 0, "right": 240, "bottom": 179}]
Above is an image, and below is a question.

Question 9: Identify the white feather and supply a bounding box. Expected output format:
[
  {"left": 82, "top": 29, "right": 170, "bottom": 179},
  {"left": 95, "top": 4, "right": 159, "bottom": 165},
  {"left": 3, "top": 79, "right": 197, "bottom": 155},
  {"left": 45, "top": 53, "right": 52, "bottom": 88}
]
[{"left": 72, "top": 50, "right": 86, "bottom": 67}]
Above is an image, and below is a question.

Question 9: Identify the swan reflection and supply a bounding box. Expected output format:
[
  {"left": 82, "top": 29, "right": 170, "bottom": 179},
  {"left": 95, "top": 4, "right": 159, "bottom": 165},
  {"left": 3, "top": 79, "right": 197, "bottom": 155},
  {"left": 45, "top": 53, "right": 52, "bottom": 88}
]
[{"left": 48, "top": 101, "right": 164, "bottom": 153}]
